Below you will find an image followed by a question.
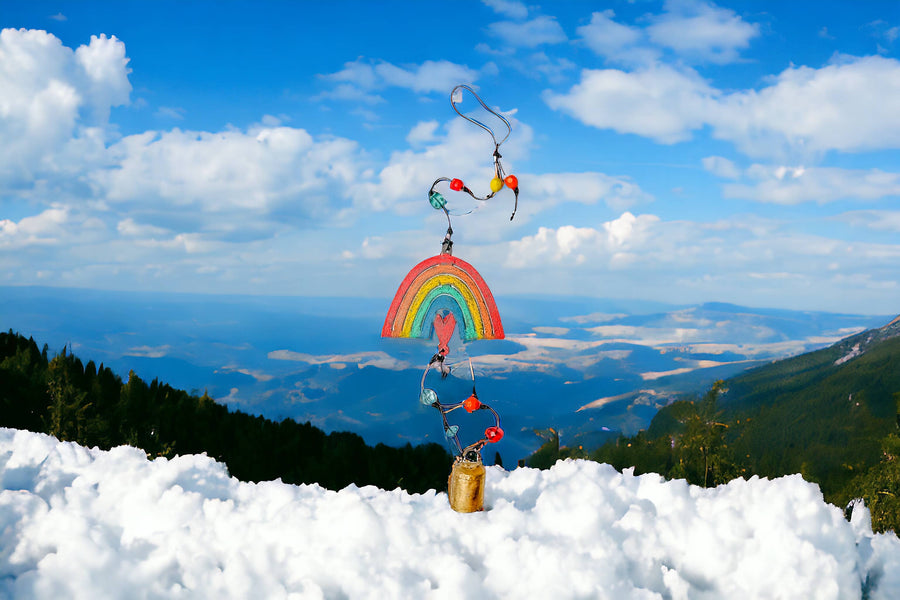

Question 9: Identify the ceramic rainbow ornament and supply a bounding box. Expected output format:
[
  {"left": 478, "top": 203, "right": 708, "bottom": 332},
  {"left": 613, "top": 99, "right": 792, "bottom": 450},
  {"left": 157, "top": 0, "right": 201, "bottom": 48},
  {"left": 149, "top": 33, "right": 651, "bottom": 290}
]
[
  {"left": 382, "top": 85, "right": 518, "bottom": 512},
  {"left": 381, "top": 254, "right": 504, "bottom": 345}
]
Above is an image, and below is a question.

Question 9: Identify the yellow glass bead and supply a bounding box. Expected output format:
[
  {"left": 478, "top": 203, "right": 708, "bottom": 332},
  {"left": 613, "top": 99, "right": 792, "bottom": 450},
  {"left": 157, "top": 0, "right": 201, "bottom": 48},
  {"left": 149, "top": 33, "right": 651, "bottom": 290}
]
[{"left": 490, "top": 177, "right": 503, "bottom": 193}]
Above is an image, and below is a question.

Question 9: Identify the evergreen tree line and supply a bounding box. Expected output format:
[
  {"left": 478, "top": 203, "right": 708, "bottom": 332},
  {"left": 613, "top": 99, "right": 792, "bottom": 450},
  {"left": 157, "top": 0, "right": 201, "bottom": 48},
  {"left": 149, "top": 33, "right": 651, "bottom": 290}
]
[{"left": 0, "top": 330, "right": 452, "bottom": 493}]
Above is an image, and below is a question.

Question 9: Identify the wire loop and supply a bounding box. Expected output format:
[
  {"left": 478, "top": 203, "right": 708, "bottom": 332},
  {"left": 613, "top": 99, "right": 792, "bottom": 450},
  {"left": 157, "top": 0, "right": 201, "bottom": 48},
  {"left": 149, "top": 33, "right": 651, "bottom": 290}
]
[
  {"left": 450, "top": 84, "right": 512, "bottom": 148},
  {"left": 427, "top": 85, "right": 520, "bottom": 226}
]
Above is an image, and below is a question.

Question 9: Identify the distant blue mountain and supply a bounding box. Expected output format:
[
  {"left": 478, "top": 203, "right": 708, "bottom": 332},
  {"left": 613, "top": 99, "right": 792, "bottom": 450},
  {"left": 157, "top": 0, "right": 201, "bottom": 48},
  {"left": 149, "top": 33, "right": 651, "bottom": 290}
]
[{"left": 1, "top": 285, "right": 890, "bottom": 462}]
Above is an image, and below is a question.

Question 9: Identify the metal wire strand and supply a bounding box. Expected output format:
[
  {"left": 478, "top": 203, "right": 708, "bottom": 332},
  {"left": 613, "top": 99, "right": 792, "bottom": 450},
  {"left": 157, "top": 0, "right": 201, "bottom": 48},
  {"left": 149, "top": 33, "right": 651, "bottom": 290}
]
[
  {"left": 450, "top": 84, "right": 511, "bottom": 147},
  {"left": 420, "top": 355, "right": 501, "bottom": 459}
]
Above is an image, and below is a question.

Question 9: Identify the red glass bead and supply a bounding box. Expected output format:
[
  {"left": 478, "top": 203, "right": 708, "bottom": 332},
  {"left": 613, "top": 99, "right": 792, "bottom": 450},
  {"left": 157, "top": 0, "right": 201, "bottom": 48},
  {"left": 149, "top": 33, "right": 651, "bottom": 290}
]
[
  {"left": 485, "top": 426, "right": 504, "bottom": 443},
  {"left": 463, "top": 394, "right": 481, "bottom": 413},
  {"left": 450, "top": 178, "right": 464, "bottom": 191},
  {"left": 504, "top": 175, "right": 518, "bottom": 189}
]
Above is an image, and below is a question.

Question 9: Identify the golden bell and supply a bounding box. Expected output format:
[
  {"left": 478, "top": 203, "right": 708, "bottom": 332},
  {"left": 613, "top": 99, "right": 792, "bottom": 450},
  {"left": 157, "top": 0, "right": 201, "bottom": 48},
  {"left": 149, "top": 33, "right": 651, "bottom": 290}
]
[{"left": 448, "top": 456, "right": 485, "bottom": 513}]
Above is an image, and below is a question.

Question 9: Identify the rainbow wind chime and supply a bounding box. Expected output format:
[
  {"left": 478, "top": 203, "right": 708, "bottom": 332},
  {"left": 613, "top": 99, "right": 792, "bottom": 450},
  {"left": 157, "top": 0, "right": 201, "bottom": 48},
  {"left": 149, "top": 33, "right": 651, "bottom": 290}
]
[{"left": 382, "top": 85, "right": 518, "bottom": 512}]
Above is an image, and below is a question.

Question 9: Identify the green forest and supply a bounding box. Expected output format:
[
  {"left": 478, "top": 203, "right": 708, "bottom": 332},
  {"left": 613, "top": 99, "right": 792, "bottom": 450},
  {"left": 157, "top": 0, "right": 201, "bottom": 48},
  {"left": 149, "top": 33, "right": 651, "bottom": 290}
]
[
  {"left": 0, "top": 330, "right": 452, "bottom": 493},
  {"left": 527, "top": 330, "right": 900, "bottom": 533}
]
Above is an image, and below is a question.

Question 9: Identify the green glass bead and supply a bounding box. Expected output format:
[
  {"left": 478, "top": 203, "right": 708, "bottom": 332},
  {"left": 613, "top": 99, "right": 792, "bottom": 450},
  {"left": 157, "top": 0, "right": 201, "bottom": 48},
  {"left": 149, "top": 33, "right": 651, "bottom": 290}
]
[
  {"left": 444, "top": 424, "right": 459, "bottom": 438},
  {"left": 420, "top": 388, "right": 438, "bottom": 406},
  {"left": 429, "top": 191, "right": 447, "bottom": 209}
]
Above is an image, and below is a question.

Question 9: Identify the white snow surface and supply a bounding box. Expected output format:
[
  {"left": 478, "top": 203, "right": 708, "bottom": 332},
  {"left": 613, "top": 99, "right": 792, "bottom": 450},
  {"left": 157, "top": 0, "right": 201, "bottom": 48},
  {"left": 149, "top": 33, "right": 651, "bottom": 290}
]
[{"left": 2, "top": 428, "right": 900, "bottom": 600}]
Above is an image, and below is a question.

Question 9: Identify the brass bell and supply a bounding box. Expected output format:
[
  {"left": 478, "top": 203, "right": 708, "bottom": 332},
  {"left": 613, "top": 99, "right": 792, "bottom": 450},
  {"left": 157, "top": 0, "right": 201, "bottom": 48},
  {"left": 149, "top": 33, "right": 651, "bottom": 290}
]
[{"left": 448, "top": 453, "right": 485, "bottom": 513}]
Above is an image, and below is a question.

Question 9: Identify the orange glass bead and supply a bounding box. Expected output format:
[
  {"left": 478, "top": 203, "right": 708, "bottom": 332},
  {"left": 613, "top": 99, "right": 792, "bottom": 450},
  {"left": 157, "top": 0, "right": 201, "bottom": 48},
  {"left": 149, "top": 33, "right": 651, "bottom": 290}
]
[
  {"left": 463, "top": 394, "right": 481, "bottom": 413},
  {"left": 504, "top": 174, "right": 518, "bottom": 189},
  {"left": 450, "top": 178, "right": 464, "bottom": 191}
]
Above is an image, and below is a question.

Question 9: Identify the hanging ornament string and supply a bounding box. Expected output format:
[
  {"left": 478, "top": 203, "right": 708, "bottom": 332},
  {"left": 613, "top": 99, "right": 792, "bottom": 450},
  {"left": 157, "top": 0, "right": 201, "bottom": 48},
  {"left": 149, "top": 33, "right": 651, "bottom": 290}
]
[
  {"left": 419, "top": 356, "right": 504, "bottom": 459},
  {"left": 427, "top": 85, "right": 520, "bottom": 241},
  {"left": 401, "top": 84, "right": 512, "bottom": 467}
]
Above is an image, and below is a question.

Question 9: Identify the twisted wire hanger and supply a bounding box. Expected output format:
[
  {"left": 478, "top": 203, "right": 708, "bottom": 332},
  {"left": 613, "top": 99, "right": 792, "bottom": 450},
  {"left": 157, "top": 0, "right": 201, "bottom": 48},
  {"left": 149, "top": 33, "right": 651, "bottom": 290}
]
[{"left": 427, "top": 85, "right": 520, "bottom": 250}]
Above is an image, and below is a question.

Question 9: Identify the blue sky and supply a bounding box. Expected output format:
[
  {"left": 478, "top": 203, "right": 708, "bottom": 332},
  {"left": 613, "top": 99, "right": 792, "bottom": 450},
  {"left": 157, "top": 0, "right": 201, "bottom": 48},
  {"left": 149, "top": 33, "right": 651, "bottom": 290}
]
[{"left": 1, "top": 0, "right": 899, "bottom": 314}]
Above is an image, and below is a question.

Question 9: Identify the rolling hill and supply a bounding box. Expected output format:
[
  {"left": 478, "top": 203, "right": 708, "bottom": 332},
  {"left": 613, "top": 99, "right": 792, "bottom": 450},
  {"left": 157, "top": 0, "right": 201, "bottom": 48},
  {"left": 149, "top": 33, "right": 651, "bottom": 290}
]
[{"left": 587, "top": 313, "right": 900, "bottom": 530}]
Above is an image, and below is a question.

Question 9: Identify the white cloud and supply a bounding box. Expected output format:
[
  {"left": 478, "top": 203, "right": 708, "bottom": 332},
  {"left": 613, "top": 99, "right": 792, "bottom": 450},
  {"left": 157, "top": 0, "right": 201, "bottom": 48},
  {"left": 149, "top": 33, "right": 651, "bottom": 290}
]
[
  {"left": 0, "top": 206, "right": 70, "bottom": 248},
  {"left": 713, "top": 55, "right": 900, "bottom": 158},
  {"left": 547, "top": 55, "right": 900, "bottom": 159},
  {"left": 73, "top": 33, "right": 132, "bottom": 122},
  {"left": 577, "top": 10, "right": 659, "bottom": 66},
  {"left": 268, "top": 349, "right": 411, "bottom": 371},
  {"left": 839, "top": 210, "right": 900, "bottom": 232},
  {"left": 576, "top": 2, "right": 757, "bottom": 66},
  {"left": 94, "top": 125, "right": 364, "bottom": 217},
  {"left": 406, "top": 120, "right": 440, "bottom": 146},
  {"left": 505, "top": 212, "right": 661, "bottom": 268},
  {"left": 319, "top": 58, "right": 483, "bottom": 101},
  {"left": 117, "top": 218, "right": 170, "bottom": 238},
  {"left": 217, "top": 365, "right": 275, "bottom": 382},
  {"left": 486, "top": 210, "right": 900, "bottom": 313},
  {"left": 155, "top": 106, "right": 186, "bottom": 120},
  {"left": 482, "top": 0, "right": 527, "bottom": 20},
  {"left": 488, "top": 16, "right": 568, "bottom": 48},
  {"left": 544, "top": 64, "right": 715, "bottom": 144},
  {"left": 124, "top": 344, "right": 171, "bottom": 358},
  {"left": 526, "top": 172, "right": 653, "bottom": 214},
  {"left": 0, "top": 29, "right": 130, "bottom": 185},
  {"left": 702, "top": 156, "right": 741, "bottom": 179},
  {"left": 376, "top": 60, "right": 480, "bottom": 93},
  {"left": 646, "top": 0, "right": 760, "bottom": 64},
  {"left": 533, "top": 326, "right": 570, "bottom": 335},
  {"left": 530, "top": 52, "right": 577, "bottom": 83},
  {"left": 723, "top": 166, "right": 900, "bottom": 204},
  {"left": 471, "top": 333, "right": 632, "bottom": 374}
]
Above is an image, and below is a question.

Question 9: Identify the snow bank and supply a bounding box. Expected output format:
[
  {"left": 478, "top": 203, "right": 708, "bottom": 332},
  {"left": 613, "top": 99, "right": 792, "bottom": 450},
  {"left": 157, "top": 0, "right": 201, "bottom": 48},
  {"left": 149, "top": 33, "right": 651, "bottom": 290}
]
[{"left": 1, "top": 428, "right": 899, "bottom": 599}]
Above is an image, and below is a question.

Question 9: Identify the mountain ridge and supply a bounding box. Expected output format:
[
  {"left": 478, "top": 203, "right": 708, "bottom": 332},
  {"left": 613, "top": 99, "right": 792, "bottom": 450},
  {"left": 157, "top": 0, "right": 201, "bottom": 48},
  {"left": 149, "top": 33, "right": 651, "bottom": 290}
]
[{"left": 584, "top": 311, "right": 900, "bottom": 531}]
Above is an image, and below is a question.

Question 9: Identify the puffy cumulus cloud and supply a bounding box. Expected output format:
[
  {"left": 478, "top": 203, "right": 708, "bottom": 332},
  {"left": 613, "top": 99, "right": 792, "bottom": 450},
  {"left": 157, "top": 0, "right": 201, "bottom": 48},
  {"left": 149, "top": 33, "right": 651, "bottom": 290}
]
[
  {"left": 482, "top": 0, "right": 528, "bottom": 20},
  {"left": 0, "top": 29, "right": 130, "bottom": 185},
  {"left": 713, "top": 55, "right": 900, "bottom": 157},
  {"left": 490, "top": 212, "right": 900, "bottom": 312},
  {"left": 576, "top": 11, "right": 659, "bottom": 66},
  {"left": 0, "top": 206, "right": 70, "bottom": 248},
  {"left": 646, "top": 0, "right": 760, "bottom": 64},
  {"left": 94, "top": 125, "right": 364, "bottom": 219},
  {"left": 318, "top": 58, "right": 485, "bottom": 104},
  {"left": 547, "top": 55, "right": 900, "bottom": 159},
  {"left": 72, "top": 32, "right": 132, "bottom": 122},
  {"left": 723, "top": 165, "right": 900, "bottom": 205},
  {"left": 488, "top": 16, "right": 568, "bottom": 48},
  {"left": 576, "top": 2, "right": 758, "bottom": 67},
  {"left": 544, "top": 64, "right": 715, "bottom": 144},
  {"left": 505, "top": 212, "right": 660, "bottom": 268}
]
